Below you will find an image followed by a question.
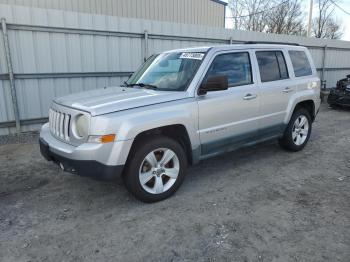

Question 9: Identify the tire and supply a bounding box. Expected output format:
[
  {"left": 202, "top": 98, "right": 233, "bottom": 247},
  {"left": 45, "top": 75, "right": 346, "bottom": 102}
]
[
  {"left": 278, "top": 108, "right": 312, "bottom": 152},
  {"left": 328, "top": 103, "right": 338, "bottom": 109},
  {"left": 123, "top": 135, "right": 187, "bottom": 202}
]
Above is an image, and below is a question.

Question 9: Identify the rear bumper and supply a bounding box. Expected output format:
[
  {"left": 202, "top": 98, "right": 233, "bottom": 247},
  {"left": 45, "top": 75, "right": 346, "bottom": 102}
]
[{"left": 39, "top": 135, "right": 124, "bottom": 181}]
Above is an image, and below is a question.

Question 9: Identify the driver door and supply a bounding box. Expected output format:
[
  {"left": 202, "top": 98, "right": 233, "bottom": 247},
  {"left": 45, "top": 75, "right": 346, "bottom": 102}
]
[{"left": 197, "top": 51, "right": 260, "bottom": 158}]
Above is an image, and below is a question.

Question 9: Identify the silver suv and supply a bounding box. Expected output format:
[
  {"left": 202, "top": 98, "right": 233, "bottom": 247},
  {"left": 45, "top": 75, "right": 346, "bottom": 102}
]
[{"left": 40, "top": 43, "right": 321, "bottom": 202}]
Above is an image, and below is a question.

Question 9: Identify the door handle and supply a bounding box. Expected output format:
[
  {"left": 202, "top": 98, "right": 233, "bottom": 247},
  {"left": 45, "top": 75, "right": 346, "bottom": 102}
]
[
  {"left": 282, "top": 87, "right": 294, "bottom": 93},
  {"left": 243, "top": 93, "right": 257, "bottom": 100}
]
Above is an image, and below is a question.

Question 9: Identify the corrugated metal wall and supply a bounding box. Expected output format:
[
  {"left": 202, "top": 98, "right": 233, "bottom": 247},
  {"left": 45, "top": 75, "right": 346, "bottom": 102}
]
[
  {"left": 0, "top": 4, "right": 350, "bottom": 135},
  {"left": 0, "top": 0, "right": 225, "bottom": 27}
]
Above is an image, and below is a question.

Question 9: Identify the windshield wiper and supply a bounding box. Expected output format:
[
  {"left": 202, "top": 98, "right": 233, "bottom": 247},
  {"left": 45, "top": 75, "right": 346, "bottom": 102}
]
[
  {"left": 121, "top": 81, "right": 130, "bottom": 87},
  {"left": 126, "top": 83, "right": 158, "bottom": 89}
]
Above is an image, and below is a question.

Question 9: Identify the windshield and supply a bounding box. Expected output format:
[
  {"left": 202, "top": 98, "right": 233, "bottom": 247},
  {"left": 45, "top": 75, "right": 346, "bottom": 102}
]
[{"left": 125, "top": 52, "right": 206, "bottom": 91}]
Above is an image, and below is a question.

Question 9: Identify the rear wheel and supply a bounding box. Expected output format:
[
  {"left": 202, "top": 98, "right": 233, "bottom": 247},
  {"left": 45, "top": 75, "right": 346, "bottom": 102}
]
[
  {"left": 123, "top": 136, "right": 187, "bottom": 202},
  {"left": 279, "top": 108, "right": 312, "bottom": 152}
]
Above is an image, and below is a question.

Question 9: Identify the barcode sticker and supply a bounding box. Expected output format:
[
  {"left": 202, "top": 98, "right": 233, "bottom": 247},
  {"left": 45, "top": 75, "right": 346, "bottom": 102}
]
[{"left": 179, "top": 53, "right": 205, "bottom": 60}]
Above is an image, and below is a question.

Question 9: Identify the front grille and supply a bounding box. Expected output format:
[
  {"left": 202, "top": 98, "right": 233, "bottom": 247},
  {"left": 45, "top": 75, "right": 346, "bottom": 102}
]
[{"left": 49, "top": 109, "right": 71, "bottom": 142}]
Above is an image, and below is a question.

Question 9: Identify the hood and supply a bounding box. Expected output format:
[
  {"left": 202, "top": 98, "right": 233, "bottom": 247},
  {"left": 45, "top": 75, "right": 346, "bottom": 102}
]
[{"left": 54, "top": 86, "right": 190, "bottom": 116}]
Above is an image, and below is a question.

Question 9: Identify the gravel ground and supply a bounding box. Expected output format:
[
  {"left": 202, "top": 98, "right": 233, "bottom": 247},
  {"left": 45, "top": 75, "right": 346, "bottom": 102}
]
[{"left": 0, "top": 103, "right": 349, "bottom": 262}]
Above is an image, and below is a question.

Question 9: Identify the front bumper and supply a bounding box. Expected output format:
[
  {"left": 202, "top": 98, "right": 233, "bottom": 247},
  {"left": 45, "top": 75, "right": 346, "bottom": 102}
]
[
  {"left": 39, "top": 123, "right": 132, "bottom": 180},
  {"left": 39, "top": 138, "right": 123, "bottom": 180}
]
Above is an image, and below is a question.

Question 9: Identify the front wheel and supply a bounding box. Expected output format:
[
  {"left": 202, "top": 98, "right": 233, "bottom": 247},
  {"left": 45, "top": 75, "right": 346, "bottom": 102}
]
[
  {"left": 123, "top": 136, "right": 187, "bottom": 202},
  {"left": 279, "top": 108, "right": 312, "bottom": 152}
]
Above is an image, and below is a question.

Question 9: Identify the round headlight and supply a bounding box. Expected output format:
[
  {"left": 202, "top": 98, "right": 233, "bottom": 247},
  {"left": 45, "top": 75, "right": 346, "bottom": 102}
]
[{"left": 74, "top": 114, "right": 89, "bottom": 138}]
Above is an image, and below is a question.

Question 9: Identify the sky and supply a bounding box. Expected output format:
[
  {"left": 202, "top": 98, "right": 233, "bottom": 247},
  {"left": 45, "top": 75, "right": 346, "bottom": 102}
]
[{"left": 224, "top": 0, "right": 350, "bottom": 41}]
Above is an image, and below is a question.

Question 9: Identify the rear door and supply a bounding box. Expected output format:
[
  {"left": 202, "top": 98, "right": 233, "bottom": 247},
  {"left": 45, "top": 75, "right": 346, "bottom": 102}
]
[{"left": 254, "top": 49, "right": 295, "bottom": 137}]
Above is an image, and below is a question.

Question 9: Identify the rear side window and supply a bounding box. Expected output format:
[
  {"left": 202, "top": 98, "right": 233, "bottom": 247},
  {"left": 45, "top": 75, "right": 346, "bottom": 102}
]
[
  {"left": 256, "top": 51, "right": 289, "bottom": 82},
  {"left": 288, "top": 50, "right": 312, "bottom": 77},
  {"left": 206, "top": 52, "right": 253, "bottom": 87}
]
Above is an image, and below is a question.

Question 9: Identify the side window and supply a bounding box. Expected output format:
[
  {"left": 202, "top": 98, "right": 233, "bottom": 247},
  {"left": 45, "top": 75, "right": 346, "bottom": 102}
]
[
  {"left": 256, "top": 51, "right": 289, "bottom": 82},
  {"left": 288, "top": 50, "right": 312, "bottom": 77},
  {"left": 205, "top": 52, "right": 253, "bottom": 87}
]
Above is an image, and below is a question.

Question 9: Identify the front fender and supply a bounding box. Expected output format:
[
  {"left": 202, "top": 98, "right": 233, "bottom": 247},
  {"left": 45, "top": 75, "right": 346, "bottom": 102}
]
[{"left": 90, "top": 99, "right": 200, "bottom": 150}]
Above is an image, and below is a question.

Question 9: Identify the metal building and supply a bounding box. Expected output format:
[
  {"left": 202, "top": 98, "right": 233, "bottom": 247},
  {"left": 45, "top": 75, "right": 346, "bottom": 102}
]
[
  {"left": 0, "top": 0, "right": 227, "bottom": 27},
  {"left": 0, "top": 3, "right": 349, "bottom": 135}
]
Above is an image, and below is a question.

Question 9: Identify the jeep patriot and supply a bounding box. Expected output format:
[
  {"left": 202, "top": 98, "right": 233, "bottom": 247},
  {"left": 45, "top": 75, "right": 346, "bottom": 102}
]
[{"left": 40, "top": 43, "right": 321, "bottom": 202}]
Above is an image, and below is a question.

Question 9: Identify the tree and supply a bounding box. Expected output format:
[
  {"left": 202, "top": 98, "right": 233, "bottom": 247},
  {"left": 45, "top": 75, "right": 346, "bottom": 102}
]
[
  {"left": 325, "top": 18, "right": 343, "bottom": 39},
  {"left": 227, "top": 0, "right": 270, "bottom": 32},
  {"left": 312, "top": 0, "right": 343, "bottom": 39},
  {"left": 227, "top": 0, "right": 306, "bottom": 35},
  {"left": 243, "top": 0, "right": 270, "bottom": 32},
  {"left": 227, "top": 0, "right": 344, "bottom": 39},
  {"left": 266, "top": 0, "right": 305, "bottom": 35}
]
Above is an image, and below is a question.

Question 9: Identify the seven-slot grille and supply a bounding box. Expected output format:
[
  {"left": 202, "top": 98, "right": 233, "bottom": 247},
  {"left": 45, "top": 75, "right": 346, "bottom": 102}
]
[{"left": 49, "top": 109, "right": 71, "bottom": 141}]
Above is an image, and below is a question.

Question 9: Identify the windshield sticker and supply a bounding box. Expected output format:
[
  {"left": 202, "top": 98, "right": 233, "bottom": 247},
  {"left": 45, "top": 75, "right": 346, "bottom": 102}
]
[{"left": 180, "top": 53, "right": 205, "bottom": 60}]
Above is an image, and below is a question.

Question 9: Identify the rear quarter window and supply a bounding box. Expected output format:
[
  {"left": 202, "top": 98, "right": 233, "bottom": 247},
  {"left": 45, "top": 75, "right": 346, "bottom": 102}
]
[{"left": 288, "top": 50, "right": 313, "bottom": 77}]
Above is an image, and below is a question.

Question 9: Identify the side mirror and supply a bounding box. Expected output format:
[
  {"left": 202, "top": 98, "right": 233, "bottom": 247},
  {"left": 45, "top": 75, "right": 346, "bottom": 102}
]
[{"left": 198, "top": 75, "right": 228, "bottom": 95}]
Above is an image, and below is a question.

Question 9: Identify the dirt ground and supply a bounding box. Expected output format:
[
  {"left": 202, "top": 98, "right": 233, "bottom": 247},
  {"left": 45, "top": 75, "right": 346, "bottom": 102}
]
[{"left": 0, "top": 103, "right": 349, "bottom": 262}]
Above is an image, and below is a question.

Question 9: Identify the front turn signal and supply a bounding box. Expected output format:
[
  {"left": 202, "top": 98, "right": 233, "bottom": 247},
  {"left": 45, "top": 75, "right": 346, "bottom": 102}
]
[
  {"left": 88, "top": 134, "right": 116, "bottom": 143},
  {"left": 100, "top": 134, "right": 116, "bottom": 143}
]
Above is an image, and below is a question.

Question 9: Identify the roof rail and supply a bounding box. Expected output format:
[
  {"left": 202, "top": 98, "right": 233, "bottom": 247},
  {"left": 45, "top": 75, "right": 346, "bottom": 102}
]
[{"left": 244, "top": 41, "right": 300, "bottom": 46}]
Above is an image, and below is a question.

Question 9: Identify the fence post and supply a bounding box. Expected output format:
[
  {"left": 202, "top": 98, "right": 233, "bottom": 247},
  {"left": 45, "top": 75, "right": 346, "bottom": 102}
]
[
  {"left": 321, "top": 45, "right": 327, "bottom": 90},
  {"left": 229, "top": 37, "right": 233, "bottom": 44},
  {"left": 143, "top": 30, "right": 149, "bottom": 61},
  {"left": 1, "top": 18, "right": 20, "bottom": 133}
]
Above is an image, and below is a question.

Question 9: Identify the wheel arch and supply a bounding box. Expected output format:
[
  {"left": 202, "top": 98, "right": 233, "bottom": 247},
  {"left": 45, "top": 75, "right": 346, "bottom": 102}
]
[
  {"left": 126, "top": 124, "right": 194, "bottom": 166},
  {"left": 293, "top": 100, "right": 316, "bottom": 121},
  {"left": 286, "top": 99, "right": 316, "bottom": 124}
]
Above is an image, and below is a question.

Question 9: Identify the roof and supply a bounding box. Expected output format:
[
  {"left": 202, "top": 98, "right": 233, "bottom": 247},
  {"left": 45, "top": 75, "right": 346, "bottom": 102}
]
[
  {"left": 164, "top": 46, "right": 212, "bottom": 53},
  {"left": 208, "top": 44, "right": 306, "bottom": 51},
  {"left": 210, "top": 0, "right": 228, "bottom": 6},
  {"left": 165, "top": 43, "right": 306, "bottom": 54}
]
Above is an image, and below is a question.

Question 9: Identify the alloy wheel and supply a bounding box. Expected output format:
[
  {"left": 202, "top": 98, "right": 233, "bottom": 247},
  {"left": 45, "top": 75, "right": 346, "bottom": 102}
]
[
  {"left": 139, "top": 148, "right": 180, "bottom": 194},
  {"left": 292, "top": 115, "right": 309, "bottom": 146}
]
